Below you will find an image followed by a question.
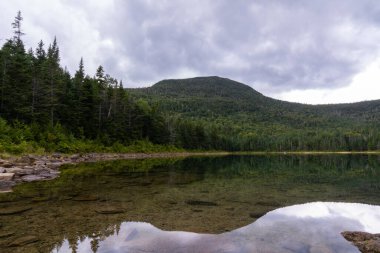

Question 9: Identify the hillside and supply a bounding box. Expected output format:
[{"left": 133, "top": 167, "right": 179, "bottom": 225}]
[
  {"left": 128, "top": 76, "right": 380, "bottom": 127},
  {"left": 128, "top": 76, "right": 380, "bottom": 151}
]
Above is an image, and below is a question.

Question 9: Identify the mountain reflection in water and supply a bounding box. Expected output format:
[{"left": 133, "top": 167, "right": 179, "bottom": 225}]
[{"left": 52, "top": 202, "right": 380, "bottom": 253}]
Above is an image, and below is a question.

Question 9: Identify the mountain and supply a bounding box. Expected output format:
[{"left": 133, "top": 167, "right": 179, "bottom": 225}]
[
  {"left": 128, "top": 76, "right": 380, "bottom": 151},
  {"left": 129, "top": 76, "right": 379, "bottom": 125}
]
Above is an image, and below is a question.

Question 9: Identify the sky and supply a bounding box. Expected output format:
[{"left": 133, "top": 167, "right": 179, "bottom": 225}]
[{"left": 0, "top": 0, "right": 380, "bottom": 104}]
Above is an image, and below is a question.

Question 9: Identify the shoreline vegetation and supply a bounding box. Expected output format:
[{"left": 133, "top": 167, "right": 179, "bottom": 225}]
[{"left": 2, "top": 150, "right": 380, "bottom": 158}]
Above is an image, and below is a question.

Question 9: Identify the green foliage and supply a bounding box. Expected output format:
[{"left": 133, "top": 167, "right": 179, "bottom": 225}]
[
  {"left": 129, "top": 77, "right": 380, "bottom": 151},
  {"left": 0, "top": 12, "right": 186, "bottom": 154}
]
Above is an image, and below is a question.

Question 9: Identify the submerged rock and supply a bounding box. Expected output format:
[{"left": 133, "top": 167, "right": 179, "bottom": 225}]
[
  {"left": 95, "top": 207, "right": 126, "bottom": 214},
  {"left": 8, "top": 235, "right": 39, "bottom": 247},
  {"left": 72, "top": 195, "right": 100, "bottom": 201},
  {"left": 255, "top": 200, "right": 282, "bottom": 207},
  {"left": 249, "top": 210, "right": 268, "bottom": 219},
  {"left": 342, "top": 231, "right": 380, "bottom": 253},
  {"left": 0, "top": 206, "right": 32, "bottom": 215},
  {"left": 0, "top": 181, "right": 15, "bottom": 192},
  {"left": 31, "top": 196, "right": 50, "bottom": 202},
  {"left": 185, "top": 200, "right": 218, "bottom": 206},
  {"left": 0, "top": 231, "right": 15, "bottom": 238}
]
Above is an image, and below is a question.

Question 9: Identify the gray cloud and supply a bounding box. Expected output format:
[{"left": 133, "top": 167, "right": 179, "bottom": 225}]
[{"left": 1, "top": 0, "right": 380, "bottom": 94}]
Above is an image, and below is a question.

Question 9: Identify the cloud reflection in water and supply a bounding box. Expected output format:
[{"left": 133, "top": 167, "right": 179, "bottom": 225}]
[{"left": 53, "top": 202, "right": 380, "bottom": 253}]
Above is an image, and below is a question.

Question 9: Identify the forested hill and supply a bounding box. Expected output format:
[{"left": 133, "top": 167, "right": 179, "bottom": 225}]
[
  {"left": 144, "top": 76, "right": 264, "bottom": 100},
  {"left": 128, "top": 76, "right": 380, "bottom": 123},
  {"left": 128, "top": 76, "right": 380, "bottom": 151}
]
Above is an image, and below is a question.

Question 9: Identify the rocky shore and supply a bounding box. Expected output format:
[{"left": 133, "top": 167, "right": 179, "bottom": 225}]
[
  {"left": 0, "top": 152, "right": 225, "bottom": 193},
  {"left": 342, "top": 231, "right": 380, "bottom": 253}
]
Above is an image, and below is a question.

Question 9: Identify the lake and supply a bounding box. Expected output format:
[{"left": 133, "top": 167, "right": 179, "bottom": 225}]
[{"left": 1, "top": 154, "right": 380, "bottom": 252}]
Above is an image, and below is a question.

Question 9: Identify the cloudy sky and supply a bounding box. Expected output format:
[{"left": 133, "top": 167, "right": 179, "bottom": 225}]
[{"left": 1, "top": 0, "right": 380, "bottom": 104}]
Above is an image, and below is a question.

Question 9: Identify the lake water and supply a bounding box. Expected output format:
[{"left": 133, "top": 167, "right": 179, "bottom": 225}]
[{"left": 1, "top": 155, "right": 380, "bottom": 252}]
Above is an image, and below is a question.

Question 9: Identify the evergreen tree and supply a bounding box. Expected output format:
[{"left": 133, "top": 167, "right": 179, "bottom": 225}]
[{"left": 11, "top": 11, "right": 25, "bottom": 45}]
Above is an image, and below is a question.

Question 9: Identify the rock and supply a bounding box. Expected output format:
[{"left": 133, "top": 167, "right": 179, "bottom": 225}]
[
  {"left": 31, "top": 196, "right": 50, "bottom": 202},
  {"left": 185, "top": 200, "right": 218, "bottom": 206},
  {"left": 16, "top": 155, "right": 36, "bottom": 165},
  {"left": 0, "top": 231, "right": 15, "bottom": 238},
  {"left": 36, "top": 172, "right": 59, "bottom": 180},
  {"left": 45, "top": 162, "right": 63, "bottom": 170},
  {"left": 61, "top": 196, "right": 73, "bottom": 200},
  {"left": 0, "top": 206, "right": 32, "bottom": 215},
  {"left": 52, "top": 153, "right": 62, "bottom": 158},
  {"left": 33, "top": 167, "right": 51, "bottom": 174},
  {"left": 21, "top": 175, "right": 46, "bottom": 182},
  {"left": 5, "top": 167, "right": 33, "bottom": 175},
  {"left": 2, "top": 163, "right": 13, "bottom": 168},
  {"left": 0, "top": 173, "right": 14, "bottom": 181},
  {"left": 95, "top": 207, "right": 125, "bottom": 214},
  {"left": 0, "top": 167, "right": 5, "bottom": 173},
  {"left": 249, "top": 210, "right": 268, "bottom": 219},
  {"left": 255, "top": 201, "right": 282, "bottom": 207},
  {"left": 22, "top": 165, "right": 34, "bottom": 170},
  {"left": 8, "top": 235, "right": 39, "bottom": 247},
  {"left": 342, "top": 231, "right": 380, "bottom": 253},
  {"left": 34, "top": 161, "right": 47, "bottom": 166},
  {"left": 70, "top": 154, "right": 81, "bottom": 160},
  {"left": 72, "top": 195, "right": 99, "bottom": 201},
  {"left": 0, "top": 181, "right": 15, "bottom": 192}
]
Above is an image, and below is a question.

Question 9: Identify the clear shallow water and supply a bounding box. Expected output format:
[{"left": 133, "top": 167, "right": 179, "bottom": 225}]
[{"left": 1, "top": 155, "right": 380, "bottom": 252}]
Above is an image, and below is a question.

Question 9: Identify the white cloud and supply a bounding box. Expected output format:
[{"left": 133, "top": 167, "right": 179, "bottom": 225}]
[{"left": 273, "top": 58, "right": 380, "bottom": 104}]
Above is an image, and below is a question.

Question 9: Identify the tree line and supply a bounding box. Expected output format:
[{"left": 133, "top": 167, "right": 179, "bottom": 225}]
[{"left": 0, "top": 12, "right": 232, "bottom": 153}]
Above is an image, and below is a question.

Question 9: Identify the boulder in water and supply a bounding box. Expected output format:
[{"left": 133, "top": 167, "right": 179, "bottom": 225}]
[
  {"left": 342, "top": 231, "right": 380, "bottom": 253},
  {"left": 8, "top": 235, "right": 39, "bottom": 247}
]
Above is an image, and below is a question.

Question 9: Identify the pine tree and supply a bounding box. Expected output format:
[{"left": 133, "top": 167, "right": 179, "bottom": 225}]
[
  {"left": 95, "top": 65, "right": 106, "bottom": 132},
  {"left": 11, "top": 11, "right": 25, "bottom": 46},
  {"left": 31, "top": 40, "right": 47, "bottom": 122},
  {"left": 70, "top": 58, "right": 86, "bottom": 133},
  {"left": 1, "top": 11, "right": 32, "bottom": 122},
  {"left": 46, "top": 37, "right": 62, "bottom": 126}
]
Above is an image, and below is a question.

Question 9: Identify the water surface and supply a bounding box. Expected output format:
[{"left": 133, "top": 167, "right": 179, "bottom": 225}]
[
  {"left": 53, "top": 202, "right": 380, "bottom": 253},
  {"left": 1, "top": 155, "right": 380, "bottom": 252}
]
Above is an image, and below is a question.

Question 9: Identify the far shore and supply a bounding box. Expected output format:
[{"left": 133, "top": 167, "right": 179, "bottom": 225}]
[{"left": 2, "top": 150, "right": 380, "bottom": 159}]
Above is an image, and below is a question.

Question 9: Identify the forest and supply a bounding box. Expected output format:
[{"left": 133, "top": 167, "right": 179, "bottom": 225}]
[
  {"left": 129, "top": 77, "right": 380, "bottom": 152},
  {"left": 0, "top": 12, "right": 228, "bottom": 153},
  {"left": 1, "top": 12, "right": 379, "bottom": 154}
]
